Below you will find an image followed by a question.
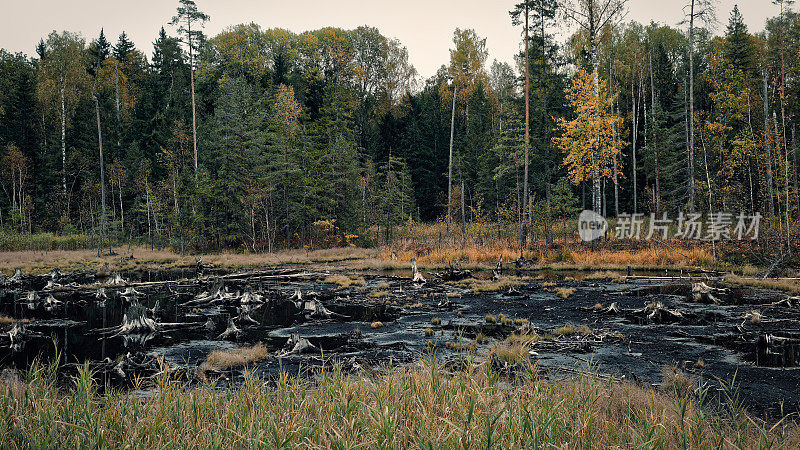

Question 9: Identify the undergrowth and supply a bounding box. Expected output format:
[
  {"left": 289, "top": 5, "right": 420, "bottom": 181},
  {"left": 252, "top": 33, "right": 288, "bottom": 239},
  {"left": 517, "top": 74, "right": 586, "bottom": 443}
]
[{"left": 1, "top": 354, "right": 796, "bottom": 448}]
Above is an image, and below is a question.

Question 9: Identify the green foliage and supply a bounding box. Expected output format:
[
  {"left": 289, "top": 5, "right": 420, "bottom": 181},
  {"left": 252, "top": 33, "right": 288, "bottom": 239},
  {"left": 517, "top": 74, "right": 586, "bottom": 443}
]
[{"left": 1, "top": 2, "right": 799, "bottom": 250}]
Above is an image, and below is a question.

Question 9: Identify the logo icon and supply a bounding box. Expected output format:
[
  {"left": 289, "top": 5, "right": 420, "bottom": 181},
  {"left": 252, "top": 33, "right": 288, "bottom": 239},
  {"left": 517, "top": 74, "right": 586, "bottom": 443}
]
[{"left": 578, "top": 210, "right": 607, "bottom": 242}]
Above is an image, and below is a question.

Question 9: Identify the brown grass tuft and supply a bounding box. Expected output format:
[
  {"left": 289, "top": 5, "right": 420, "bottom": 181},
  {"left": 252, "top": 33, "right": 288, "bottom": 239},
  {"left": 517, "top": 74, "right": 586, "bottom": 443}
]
[
  {"left": 0, "top": 315, "right": 15, "bottom": 324},
  {"left": 555, "top": 287, "right": 576, "bottom": 299},
  {"left": 661, "top": 365, "right": 696, "bottom": 397},
  {"left": 201, "top": 343, "right": 268, "bottom": 372},
  {"left": 554, "top": 324, "right": 576, "bottom": 336},
  {"left": 323, "top": 275, "right": 365, "bottom": 289}
]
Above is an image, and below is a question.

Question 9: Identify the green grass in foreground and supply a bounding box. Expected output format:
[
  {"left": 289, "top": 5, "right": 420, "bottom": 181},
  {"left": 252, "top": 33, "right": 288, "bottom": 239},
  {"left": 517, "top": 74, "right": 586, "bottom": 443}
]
[{"left": 1, "top": 357, "right": 797, "bottom": 449}]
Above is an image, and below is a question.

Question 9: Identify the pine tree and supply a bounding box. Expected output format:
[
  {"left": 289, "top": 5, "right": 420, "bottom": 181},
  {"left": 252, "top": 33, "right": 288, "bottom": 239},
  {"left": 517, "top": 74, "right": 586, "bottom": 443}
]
[{"left": 170, "top": 0, "right": 209, "bottom": 178}]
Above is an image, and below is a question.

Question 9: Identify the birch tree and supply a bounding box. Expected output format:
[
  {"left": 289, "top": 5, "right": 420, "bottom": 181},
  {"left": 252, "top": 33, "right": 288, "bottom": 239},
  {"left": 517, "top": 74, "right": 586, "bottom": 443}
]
[
  {"left": 682, "top": 0, "right": 716, "bottom": 212},
  {"left": 555, "top": 69, "right": 624, "bottom": 193},
  {"left": 36, "top": 31, "right": 88, "bottom": 210}
]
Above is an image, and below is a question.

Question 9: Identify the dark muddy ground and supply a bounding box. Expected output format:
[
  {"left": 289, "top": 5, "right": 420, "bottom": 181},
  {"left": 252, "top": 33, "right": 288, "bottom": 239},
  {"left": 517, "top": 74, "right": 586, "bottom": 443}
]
[{"left": 0, "top": 265, "right": 798, "bottom": 420}]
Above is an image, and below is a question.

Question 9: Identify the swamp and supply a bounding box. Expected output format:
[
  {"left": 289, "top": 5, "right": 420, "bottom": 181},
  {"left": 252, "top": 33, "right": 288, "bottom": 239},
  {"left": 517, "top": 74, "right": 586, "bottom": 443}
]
[{"left": 2, "top": 261, "right": 798, "bottom": 422}]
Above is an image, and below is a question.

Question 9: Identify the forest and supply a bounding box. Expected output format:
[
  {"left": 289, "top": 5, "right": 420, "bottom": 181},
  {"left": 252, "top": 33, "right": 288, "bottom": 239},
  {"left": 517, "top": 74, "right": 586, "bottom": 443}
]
[
  {"left": 1, "top": 0, "right": 799, "bottom": 253},
  {"left": 8, "top": 3, "right": 800, "bottom": 446}
]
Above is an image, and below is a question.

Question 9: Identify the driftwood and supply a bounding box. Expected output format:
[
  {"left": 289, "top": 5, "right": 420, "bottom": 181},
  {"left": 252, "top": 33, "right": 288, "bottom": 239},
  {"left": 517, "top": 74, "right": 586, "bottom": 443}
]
[
  {"left": 93, "top": 352, "right": 161, "bottom": 379},
  {"left": 47, "top": 268, "right": 61, "bottom": 281},
  {"left": 235, "top": 307, "right": 259, "bottom": 326},
  {"left": 43, "top": 294, "right": 61, "bottom": 309},
  {"left": 3, "top": 322, "right": 43, "bottom": 350},
  {"left": 772, "top": 296, "right": 800, "bottom": 308},
  {"left": 691, "top": 282, "right": 730, "bottom": 304},
  {"left": 98, "top": 303, "right": 196, "bottom": 338},
  {"left": 121, "top": 287, "right": 143, "bottom": 298},
  {"left": 107, "top": 272, "right": 126, "bottom": 286},
  {"left": 281, "top": 333, "right": 319, "bottom": 355},
  {"left": 9, "top": 269, "right": 23, "bottom": 283},
  {"left": 435, "top": 260, "right": 472, "bottom": 282},
  {"left": 411, "top": 259, "right": 426, "bottom": 284},
  {"left": 503, "top": 286, "right": 523, "bottom": 297},
  {"left": 633, "top": 301, "right": 684, "bottom": 324},
  {"left": 492, "top": 257, "right": 503, "bottom": 282},
  {"left": 217, "top": 318, "right": 243, "bottom": 340}
]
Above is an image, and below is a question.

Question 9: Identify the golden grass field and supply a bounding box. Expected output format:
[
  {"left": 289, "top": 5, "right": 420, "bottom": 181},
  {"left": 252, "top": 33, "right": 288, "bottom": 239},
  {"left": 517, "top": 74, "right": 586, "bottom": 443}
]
[{"left": 3, "top": 358, "right": 797, "bottom": 448}]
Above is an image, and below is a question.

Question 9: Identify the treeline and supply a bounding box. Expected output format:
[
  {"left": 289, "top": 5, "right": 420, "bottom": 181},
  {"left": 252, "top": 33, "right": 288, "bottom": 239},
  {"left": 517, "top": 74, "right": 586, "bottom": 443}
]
[{"left": 0, "top": 0, "right": 798, "bottom": 251}]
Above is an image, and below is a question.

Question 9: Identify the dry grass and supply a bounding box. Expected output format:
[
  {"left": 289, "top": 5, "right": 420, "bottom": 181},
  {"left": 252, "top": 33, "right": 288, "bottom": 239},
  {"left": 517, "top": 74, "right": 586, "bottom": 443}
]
[
  {"left": 746, "top": 310, "right": 763, "bottom": 324},
  {"left": 498, "top": 314, "right": 514, "bottom": 326},
  {"left": 200, "top": 343, "right": 268, "bottom": 372},
  {"left": 741, "top": 264, "right": 761, "bottom": 276},
  {"left": 382, "top": 244, "right": 523, "bottom": 266},
  {"left": 446, "top": 341, "right": 478, "bottom": 352},
  {"left": 0, "top": 315, "right": 30, "bottom": 325},
  {"left": 0, "top": 228, "right": 726, "bottom": 278},
  {"left": 381, "top": 222, "right": 717, "bottom": 270},
  {"left": 0, "top": 245, "right": 377, "bottom": 275},
  {"left": 5, "top": 358, "right": 798, "bottom": 448},
  {"left": 561, "top": 247, "right": 714, "bottom": 269},
  {"left": 323, "top": 275, "right": 365, "bottom": 289},
  {"left": 554, "top": 325, "right": 575, "bottom": 336},
  {"left": 724, "top": 274, "right": 800, "bottom": 294},
  {"left": 661, "top": 365, "right": 697, "bottom": 398},
  {"left": 454, "top": 276, "right": 524, "bottom": 294},
  {"left": 370, "top": 321, "right": 384, "bottom": 329},
  {"left": 485, "top": 315, "right": 497, "bottom": 324},
  {"left": 491, "top": 335, "right": 534, "bottom": 365},
  {"left": 555, "top": 287, "right": 577, "bottom": 299},
  {"left": 369, "top": 290, "right": 389, "bottom": 299},
  {"left": 583, "top": 270, "right": 627, "bottom": 283},
  {"left": 424, "top": 327, "right": 434, "bottom": 337},
  {"left": 431, "top": 318, "right": 442, "bottom": 326}
]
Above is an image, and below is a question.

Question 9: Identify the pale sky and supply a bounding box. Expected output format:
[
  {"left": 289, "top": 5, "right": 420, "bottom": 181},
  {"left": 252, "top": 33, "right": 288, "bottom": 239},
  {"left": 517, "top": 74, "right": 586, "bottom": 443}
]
[{"left": 0, "top": 1, "right": 781, "bottom": 79}]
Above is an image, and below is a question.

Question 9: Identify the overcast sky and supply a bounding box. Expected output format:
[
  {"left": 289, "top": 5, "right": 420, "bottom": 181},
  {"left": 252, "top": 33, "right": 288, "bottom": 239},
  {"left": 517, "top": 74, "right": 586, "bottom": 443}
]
[{"left": 0, "top": 1, "right": 781, "bottom": 78}]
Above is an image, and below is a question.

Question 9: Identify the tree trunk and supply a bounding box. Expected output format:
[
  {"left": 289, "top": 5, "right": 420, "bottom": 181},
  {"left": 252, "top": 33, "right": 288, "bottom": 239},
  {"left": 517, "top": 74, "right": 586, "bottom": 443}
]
[
  {"left": 461, "top": 179, "right": 466, "bottom": 239},
  {"left": 688, "top": 0, "right": 696, "bottom": 211},
  {"left": 447, "top": 83, "right": 456, "bottom": 236},
  {"left": 93, "top": 80, "right": 106, "bottom": 257},
  {"left": 188, "top": 19, "right": 198, "bottom": 178},
  {"left": 764, "top": 69, "right": 776, "bottom": 216},
  {"left": 649, "top": 49, "right": 660, "bottom": 215},
  {"left": 115, "top": 63, "right": 121, "bottom": 149},
  {"left": 590, "top": 12, "right": 601, "bottom": 214},
  {"left": 631, "top": 76, "right": 640, "bottom": 215},
  {"left": 610, "top": 37, "right": 619, "bottom": 218},
  {"left": 522, "top": 2, "right": 531, "bottom": 255},
  {"left": 793, "top": 126, "right": 799, "bottom": 221},
  {"left": 119, "top": 180, "right": 124, "bottom": 235},
  {"left": 60, "top": 82, "right": 67, "bottom": 200}
]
